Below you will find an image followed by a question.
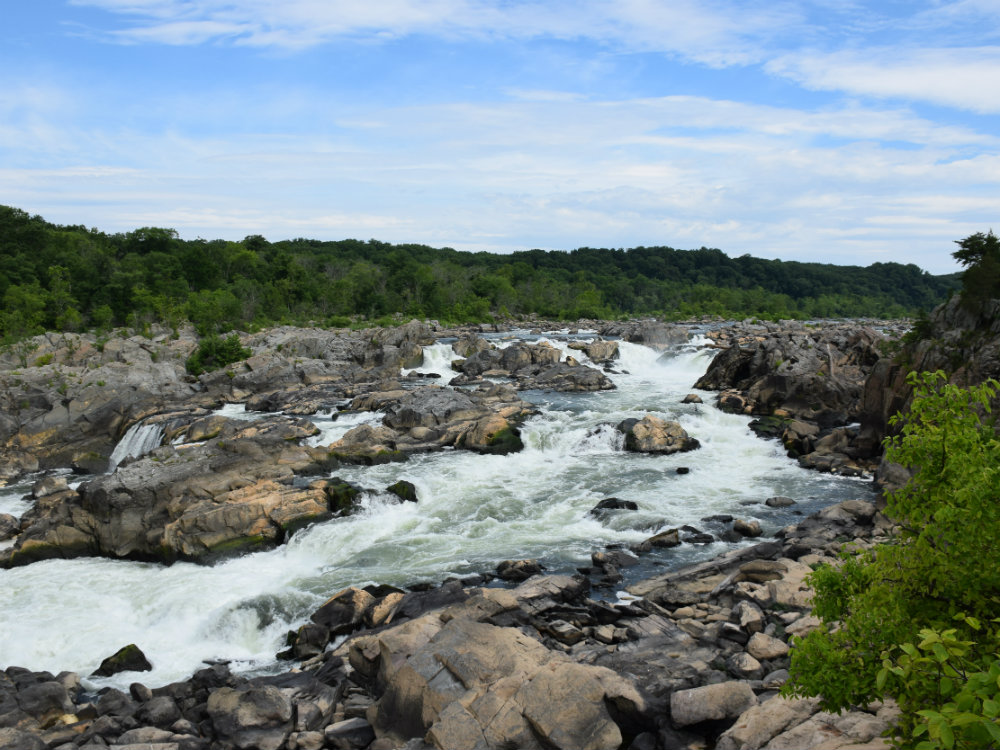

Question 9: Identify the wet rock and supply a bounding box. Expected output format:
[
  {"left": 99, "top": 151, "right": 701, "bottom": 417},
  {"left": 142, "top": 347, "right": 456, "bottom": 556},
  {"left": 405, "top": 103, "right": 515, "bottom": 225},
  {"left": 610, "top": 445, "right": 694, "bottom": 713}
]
[
  {"left": 91, "top": 644, "right": 152, "bottom": 678},
  {"left": 0, "top": 513, "right": 18, "bottom": 541},
  {"left": 137, "top": 695, "right": 182, "bottom": 728},
  {"left": 765, "top": 495, "right": 796, "bottom": 508},
  {"left": 681, "top": 393, "right": 703, "bottom": 404},
  {"left": 618, "top": 415, "right": 700, "bottom": 454},
  {"left": 385, "top": 480, "right": 418, "bottom": 503},
  {"left": 310, "top": 588, "right": 375, "bottom": 636},
  {"left": 589, "top": 497, "right": 638, "bottom": 515},
  {"left": 451, "top": 335, "right": 491, "bottom": 359},
  {"left": 0, "top": 728, "right": 47, "bottom": 750},
  {"left": 496, "top": 559, "right": 544, "bottom": 582},
  {"left": 644, "top": 528, "right": 681, "bottom": 548},
  {"left": 733, "top": 519, "right": 763, "bottom": 538}
]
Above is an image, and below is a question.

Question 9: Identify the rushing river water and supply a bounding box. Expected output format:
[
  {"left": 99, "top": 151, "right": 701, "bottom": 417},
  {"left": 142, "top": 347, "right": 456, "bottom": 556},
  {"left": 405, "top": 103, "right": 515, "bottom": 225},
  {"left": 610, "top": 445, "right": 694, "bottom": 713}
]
[{"left": 0, "top": 333, "right": 872, "bottom": 690}]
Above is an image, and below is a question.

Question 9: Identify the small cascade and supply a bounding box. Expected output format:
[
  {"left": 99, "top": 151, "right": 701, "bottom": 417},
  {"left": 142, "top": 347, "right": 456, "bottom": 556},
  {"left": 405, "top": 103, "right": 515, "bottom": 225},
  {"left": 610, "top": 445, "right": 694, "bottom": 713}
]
[
  {"left": 403, "top": 342, "right": 458, "bottom": 380},
  {"left": 108, "top": 421, "right": 166, "bottom": 472}
]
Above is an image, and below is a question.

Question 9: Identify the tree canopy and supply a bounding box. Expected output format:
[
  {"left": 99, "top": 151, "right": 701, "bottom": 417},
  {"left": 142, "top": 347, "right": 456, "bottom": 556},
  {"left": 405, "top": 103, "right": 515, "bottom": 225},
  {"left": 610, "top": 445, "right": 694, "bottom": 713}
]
[{"left": 0, "top": 204, "right": 960, "bottom": 341}]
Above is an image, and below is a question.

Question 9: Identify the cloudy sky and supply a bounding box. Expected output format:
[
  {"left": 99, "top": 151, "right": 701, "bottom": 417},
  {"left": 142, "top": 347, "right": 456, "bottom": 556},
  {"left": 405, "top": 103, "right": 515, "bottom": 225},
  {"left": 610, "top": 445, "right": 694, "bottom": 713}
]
[{"left": 3, "top": 1, "right": 998, "bottom": 273}]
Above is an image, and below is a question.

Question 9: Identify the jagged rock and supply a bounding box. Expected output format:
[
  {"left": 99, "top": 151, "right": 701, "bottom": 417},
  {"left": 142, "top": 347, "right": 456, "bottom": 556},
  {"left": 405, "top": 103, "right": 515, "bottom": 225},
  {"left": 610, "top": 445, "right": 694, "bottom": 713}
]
[
  {"left": 451, "top": 335, "right": 491, "bottom": 359},
  {"left": 0, "top": 728, "right": 47, "bottom": 750},
  {"left": 136, "top": 695, "right": 182, "bottom": 728},
  {"left": 30, "top": 476, "right": 68, "bottom": 499},
  {"left": 734, "top": 600, "right": 766, "bottom": 634},
  {"left": 618, "top": 415, "right": 700, "bottom": 454},
  {"left": 311, "top": 588, "right": 375, "bottom": 636},
  {"left": 91, "top": 644, "right": 152, "bottom": 677},
  {"left": 206, "top": 684, "right": 293, "bottom": 750},
  {"left": 0, "top": 513, "right": 18, "bottom": 541},
  {"left": 325, "top": 717, "right": 376, "bottom": 749},
  {"left": 714, "top": 695, "right": 822, "bottom": 750},
  {"left": 695, "top": 324, "right": 883, "bottom": 430}
]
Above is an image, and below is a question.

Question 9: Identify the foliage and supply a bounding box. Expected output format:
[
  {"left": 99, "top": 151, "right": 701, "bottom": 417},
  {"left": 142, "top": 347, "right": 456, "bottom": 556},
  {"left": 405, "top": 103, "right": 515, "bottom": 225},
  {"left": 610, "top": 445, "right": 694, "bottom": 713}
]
[
  {"left": 785, "top": 371, "right": 1000, "bottom": 748},
  {"left": 952, "top": 231, "right": 1000, "bottom": 311},
  {"left": 185, "top": 333, "right": 251, "bottom": 376},
  {"left": 879, "top": 618, "right": 1000, "bottom": 749},
  {"left": 0, "top": 205, "right": 961, "bottom": 341}
]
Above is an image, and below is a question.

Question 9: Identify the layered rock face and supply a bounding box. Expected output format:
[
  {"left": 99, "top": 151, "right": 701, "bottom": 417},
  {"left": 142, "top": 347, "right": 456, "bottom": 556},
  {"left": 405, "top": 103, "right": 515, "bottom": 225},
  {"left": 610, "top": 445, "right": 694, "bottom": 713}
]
[
  {"left": 694, "top": 321, "right": 889, "bottom": 477},
  {"left": 858, "top": 296, "right": 1000, "bottom": 460}
]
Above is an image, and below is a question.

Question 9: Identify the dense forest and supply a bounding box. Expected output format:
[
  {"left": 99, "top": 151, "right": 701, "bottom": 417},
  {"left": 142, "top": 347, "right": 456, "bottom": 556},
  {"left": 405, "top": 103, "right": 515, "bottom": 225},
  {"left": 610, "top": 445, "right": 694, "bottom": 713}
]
[{"left": 0, "top": 204, "right": 959, "bottom": 342}]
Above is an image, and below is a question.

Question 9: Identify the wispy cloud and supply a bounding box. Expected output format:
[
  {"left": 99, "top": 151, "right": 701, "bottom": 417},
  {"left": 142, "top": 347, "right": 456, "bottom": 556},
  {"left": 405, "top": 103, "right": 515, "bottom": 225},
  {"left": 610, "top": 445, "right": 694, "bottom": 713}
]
[
  {"left": 71, "top": 0, "right": 799, "bottom": 62},
  {"left": 767, "top": 46, "right": 1000, "bottom": 114}
]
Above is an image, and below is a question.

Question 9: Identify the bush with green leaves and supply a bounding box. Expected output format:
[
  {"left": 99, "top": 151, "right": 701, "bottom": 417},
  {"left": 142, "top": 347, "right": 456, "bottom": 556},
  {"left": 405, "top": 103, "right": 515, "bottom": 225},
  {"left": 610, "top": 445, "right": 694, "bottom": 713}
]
[
  {"left": 185, "top": 333, "right": 251, "bottom": 376},
  {"left": 784, "top": 371, "right": 1000, "bottom": 748}
]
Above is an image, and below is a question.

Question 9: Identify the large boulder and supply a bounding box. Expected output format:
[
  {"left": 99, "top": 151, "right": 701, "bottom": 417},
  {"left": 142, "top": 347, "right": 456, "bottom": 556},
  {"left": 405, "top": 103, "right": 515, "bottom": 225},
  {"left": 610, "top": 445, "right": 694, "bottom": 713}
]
[
  {"left": 206, "top": 684, "right": 293, "bottom": 750},
  {"left": 3, "top": 415, "right": 345, "bottom": 567},
  {"left": 618, "top": 415, "right": 700, "bottom": 454},
  {"left": 369, "top": 617, "right": 647, "bottom": 749},
  {"left": 696, "top": 323, "right": 883, "bottom": 428},
  {"left": 670, "top": 681, "right": 758, "bottom": 727}
]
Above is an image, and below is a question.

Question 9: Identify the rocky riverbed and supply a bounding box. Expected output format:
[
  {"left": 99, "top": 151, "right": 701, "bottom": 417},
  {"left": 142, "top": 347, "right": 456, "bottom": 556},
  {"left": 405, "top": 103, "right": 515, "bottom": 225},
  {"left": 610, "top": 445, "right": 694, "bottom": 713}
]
[
  {"left": 0, "top": 317, "right": 906, "bottom": 749},
  {"left": 0, "top": 497, "right": 896, "bottom": 750}
]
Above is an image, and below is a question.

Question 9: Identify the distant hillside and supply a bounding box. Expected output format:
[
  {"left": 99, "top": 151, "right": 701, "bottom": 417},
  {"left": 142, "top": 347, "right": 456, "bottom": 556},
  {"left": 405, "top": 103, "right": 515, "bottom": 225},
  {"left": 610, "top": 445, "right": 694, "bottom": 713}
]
[{"left": 0, "top": 205, "right": 959, "bottom": 341}]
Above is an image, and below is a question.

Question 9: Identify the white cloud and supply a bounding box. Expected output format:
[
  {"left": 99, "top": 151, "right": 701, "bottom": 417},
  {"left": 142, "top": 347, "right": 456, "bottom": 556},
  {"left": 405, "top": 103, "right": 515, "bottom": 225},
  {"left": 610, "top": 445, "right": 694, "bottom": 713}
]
[
  {"left": 2, "top": 85, "right": 992, "bottom": 273},
  {"left": 70, "top": 0, "right": 798, "bottom": 65},
  {"left": 766, "top": 46, "right": 1000, "bottom": 113}
]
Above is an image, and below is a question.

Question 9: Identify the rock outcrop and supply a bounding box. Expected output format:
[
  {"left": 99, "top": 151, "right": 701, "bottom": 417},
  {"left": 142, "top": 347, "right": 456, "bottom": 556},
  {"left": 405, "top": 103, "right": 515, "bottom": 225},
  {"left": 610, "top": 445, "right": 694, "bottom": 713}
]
[
  {"left": 450, "top": 339, "right": 616, "bottom": 391},
  {"left": 694, "top": 321, "right": 888, "bottom": 477}
]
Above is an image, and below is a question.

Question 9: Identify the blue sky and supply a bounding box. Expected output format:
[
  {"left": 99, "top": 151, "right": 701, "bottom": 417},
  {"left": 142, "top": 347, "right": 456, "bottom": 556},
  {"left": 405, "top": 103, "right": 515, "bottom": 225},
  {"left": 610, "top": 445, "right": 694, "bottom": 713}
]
[{"left": 2, "top": 1, "right": 998, "bottom": 274}]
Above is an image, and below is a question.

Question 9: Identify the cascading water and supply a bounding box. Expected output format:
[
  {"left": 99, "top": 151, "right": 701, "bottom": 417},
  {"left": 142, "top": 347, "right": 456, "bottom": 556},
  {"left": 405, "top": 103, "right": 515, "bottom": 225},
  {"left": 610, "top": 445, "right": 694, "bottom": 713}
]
[
  {"left": 107, "top": 421, "right": 166, "bottom": 472},
  {"left": 0, "top": 335, "right": 873, "bottom": 690}
]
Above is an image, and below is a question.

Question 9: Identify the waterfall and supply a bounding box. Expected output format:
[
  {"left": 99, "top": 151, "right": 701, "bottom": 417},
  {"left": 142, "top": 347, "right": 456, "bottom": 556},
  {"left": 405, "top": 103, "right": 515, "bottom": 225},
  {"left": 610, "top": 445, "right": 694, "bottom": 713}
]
[{"left": 107, "top": 421, "right": 166, "bottom": 472}]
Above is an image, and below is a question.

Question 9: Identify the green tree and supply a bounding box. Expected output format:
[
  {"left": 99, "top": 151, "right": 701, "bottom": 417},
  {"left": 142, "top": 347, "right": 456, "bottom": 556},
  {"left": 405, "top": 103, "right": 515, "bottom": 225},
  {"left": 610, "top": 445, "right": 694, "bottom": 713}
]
[
  {"left": 953, "top": 231, "right": 1000, "bottom": 310},
  {"left": 785, "top": 371, "right": 1000, "bottom": 747}
]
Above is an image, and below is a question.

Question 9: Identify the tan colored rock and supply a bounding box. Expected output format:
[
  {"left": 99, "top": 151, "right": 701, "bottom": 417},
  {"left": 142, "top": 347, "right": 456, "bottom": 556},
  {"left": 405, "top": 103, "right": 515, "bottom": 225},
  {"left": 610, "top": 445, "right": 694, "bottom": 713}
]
[
  {"left": 670, "top": 681, "right": 757, "bottom": 727},
  {"left": 762, "top": 708, "right": 893, "bottom": 749},
  {"left": 622, "top": 415, "right": 699, "bottom": 454},
  {"left": 747, "top": 632, "right": 789, "bottom": 661},
  {"left": 370, "top": 618, "right": 646, "bottom": 750},
  {"left": 715, "top": 695, "right": 821, "bottom": 750}
]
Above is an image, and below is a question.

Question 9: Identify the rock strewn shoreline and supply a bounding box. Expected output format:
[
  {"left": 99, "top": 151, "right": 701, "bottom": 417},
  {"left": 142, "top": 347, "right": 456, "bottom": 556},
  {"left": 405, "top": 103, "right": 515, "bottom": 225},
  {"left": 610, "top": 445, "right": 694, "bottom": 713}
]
[{"left": 0, "top": 496, "right": 894, "bottom": 750}]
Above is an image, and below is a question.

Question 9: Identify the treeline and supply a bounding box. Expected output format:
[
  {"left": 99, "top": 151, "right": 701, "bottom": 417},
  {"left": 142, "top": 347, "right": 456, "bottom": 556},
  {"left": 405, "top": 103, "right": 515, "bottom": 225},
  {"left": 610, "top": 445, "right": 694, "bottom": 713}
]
[{"left": 0, "top": 204, "right": 959, "bottom": 341}]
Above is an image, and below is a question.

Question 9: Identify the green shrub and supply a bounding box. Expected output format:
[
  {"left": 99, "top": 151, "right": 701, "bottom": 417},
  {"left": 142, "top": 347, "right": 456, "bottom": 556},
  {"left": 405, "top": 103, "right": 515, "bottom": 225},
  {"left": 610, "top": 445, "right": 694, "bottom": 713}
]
[
  {"left": 785, "top": 371, "right": 1000, "bottom": 747},
  {"left": 185, "top": 333, "right": 251, "bottom": 376}
]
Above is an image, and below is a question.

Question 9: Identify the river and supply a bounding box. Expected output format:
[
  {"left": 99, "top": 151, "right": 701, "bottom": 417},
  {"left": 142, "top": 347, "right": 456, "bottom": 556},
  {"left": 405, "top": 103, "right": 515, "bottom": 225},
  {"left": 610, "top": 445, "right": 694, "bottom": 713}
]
[{"left": 0, "top": 331, "right": 871, "bottom": 690}]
